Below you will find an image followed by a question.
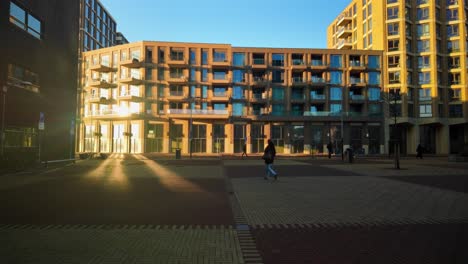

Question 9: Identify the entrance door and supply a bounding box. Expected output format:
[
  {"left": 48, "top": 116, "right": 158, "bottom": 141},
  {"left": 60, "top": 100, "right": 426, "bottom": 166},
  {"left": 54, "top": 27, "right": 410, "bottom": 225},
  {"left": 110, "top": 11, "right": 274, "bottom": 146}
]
[
  {"left": 113, "top": 124, "right": 125, "bottom": 153},
  {"left": 310, "top": 125, "right": 323, "bottom": 154},
  {"left": 212, "top": 124, "right": 225, "bottom": 153},
  {"left": 329, "top": 125, "right": 342, "bottom": 154},
  {"left": 420, "top": 125, "right": 436, "bottom": 154},
  {"left": 251, "top": 124, "right": 265, "bottom": 153},
  {"left": 170, "top": 124, "right": 183, "bottom": 153},
  {"left": 191, "top": 124, "right": 206, "bottom": 153},
  {"left": 271, "top": 125, "right": 285, "bottom": 153},
  {"left": 350, "top": 126, "right": 363, "bottom": 154},
  {"left": 233, "top": 124, "right": 247, "bottom": 153},
  {"left": 291, "top": 125, "right": 304, "bottom": 153},
  {"left": 146, "top": 124, "right": 164, "bottom": 153},
  {"left": 129, "top": 124, "right": 141, "bottom": 153}
]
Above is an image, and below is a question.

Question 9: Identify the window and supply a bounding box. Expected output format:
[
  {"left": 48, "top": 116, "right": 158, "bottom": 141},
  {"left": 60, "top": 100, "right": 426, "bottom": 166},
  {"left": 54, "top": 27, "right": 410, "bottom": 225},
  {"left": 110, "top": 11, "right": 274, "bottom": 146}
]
[
  {"left": 450, "top": 72, "right": 461, "bottom": 85},
  {"left": 7, "top": 64, "right": 40, "bottom": 93},
  {"left": 368, "top": 56, "right": 380, "bottom": 68},
  {"left": 417, "top": 24, "right": 430, "bottom": 37},
  {"left": 419, "top": 104, "right": 432, "bottom": 117},
  {"left": 213, "top": 87, "right": 227, "bottom": 97},
  {"left": 233, "top": 70, "right": 245, "bottom": 83},
  {"left": 272, "top": 70, "right": 284, "bottom": 83},
  {"left": 213, "top": 50, "right": 227, "bottom": 62},
  {"left": 448, "top": 40, "right": 460, "bottom": 52},
  {"left": 387, "top": 23, "right": 399, "bottom": 36},
  {"left": 418, "top": 56, "right": 431, "bottom": 68},
  {"left": 387, "top": 7, "right": 399, "bottom": 19},
  {"left": 190, "top": 49, "right": 196, "bottom": 64},
  {"left": 368, "top": 88, "right": 381, "bottom": 101},
  {"left": 330, "top": 87, "right": 342, "bottom": 100},
  {"left": 387, "top": 0, "right": 398, "bottom": 3},
  {"left": 272, "top": 54, "right": 284, "bottom": 66},
  {"left": 449, "top": 105, "right": 463, "bottom": 117},
  {"left": 201, "top": 50, "right": 208, "bottom": 65},
  {"left": 416, "top": 8, "right": 429, "bottom": 20},
  {"left": 213, "top": 70, "right": 226, "bottom": 80},
  {"left": 368, "top": 72, "right": 381, "bottom": 85},
  {"left": 330, "top": 55, "right": 342, "bottom": 68},
  {"left": 389, "top": 71, "right": 400, "bottom": 84},
  {"left": 330, "top": 71, "right": 342, "bottom": 84},
  {"left": 202, "top": 69, "right": 208, "bottom": 82},
  {"left": 190, "top": 68, "right": 196, "bottom": 81},
  {"left": 233, "top": 53, "right": 245, "bottom": 66},
  {"left": 388, "top": 39, "right": 400, "bottom": 51},
  {"left": 330, "top": 104, "right": 342, "bottom": 114},
  {"left": 447, "top": 24, "right": 459, "bottom": 37},
  {"left": 9, "top": 2, "right": 42, "bottom": 39},
  {"left": 232, "top": 86, "right": 246, "bottom": 99},
  {"left": 388, "top": 55, "right": 400, "bottom": 67},
  {"left": 418, "top": 72, "right": 431, "bottom": 84},
  {"left": 417, "top": 40, "right": 430, "bottom": 52},
  {"left": 446, "top": 9, "right": 459, "bottom": 21}
]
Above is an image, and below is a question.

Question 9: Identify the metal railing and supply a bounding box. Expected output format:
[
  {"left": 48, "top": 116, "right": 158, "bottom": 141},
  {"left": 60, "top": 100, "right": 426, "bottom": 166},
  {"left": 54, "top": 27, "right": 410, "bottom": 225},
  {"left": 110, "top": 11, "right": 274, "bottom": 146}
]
[{"left": 167, "top": 109, "right": 229, "bottom": 115}]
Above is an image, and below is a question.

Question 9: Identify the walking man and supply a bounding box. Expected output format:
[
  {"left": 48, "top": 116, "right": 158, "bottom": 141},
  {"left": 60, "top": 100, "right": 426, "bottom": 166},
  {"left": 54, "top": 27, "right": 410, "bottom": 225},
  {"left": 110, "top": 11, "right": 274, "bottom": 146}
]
[
  {"left": 327, "top": 142, "right": 333, "bottom": 159},
  {"left": 262, "top": 139, "right": 278, "bottom": 180},
  {"left": 242, "top": 137, "right": 248, "bottom": 158},
  {"left": 416, "top": 143, "right": 424, "bottom": 159}
]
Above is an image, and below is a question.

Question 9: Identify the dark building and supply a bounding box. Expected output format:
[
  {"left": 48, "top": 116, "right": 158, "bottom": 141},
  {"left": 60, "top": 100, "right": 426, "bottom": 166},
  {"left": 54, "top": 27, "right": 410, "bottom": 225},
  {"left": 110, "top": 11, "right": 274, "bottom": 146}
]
[
  {"left": 0, "top": 0, "right": 80, "bottom": 163},
  {"left": 115, "top": 32, "right": 129, "bottom": 45},
  {"left": 80, "top": 0, "right": 117, "bottom": 52}
]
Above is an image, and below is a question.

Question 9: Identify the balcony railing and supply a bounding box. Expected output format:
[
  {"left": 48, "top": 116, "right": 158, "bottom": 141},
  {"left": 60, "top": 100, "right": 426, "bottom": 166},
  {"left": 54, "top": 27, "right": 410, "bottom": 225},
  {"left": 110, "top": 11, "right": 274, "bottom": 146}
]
[
  {"left": 310, "top": 60, "right": 325, "bottom": 67},
  {"left": 350, "top": 94, "right": 365, "bottom": 100},
  {"left": 419, "top": 96, "right": 432, "bottom": 101},
  {"left": 292, "top": 59, "right": 305, "bottom": 66},
  {"left": 166, "top": 109, "right": 229, "bottom": 115},
  {"left": 252, "top": 93, "right": 268, "bottom": 100},
  {"left": 291, "top": 94, "right": 306, "bottom": 100},
  {"left": 292, "top": 77, "right": 305, "bottom": 84},
  {"left": 350, "top": 78, "right": 365, "bottom": 84},
  {"left": 253, "top": 58, "right": 265, "bottom": 65},
  {"left": 311, "top": 94, "right": 326, "bottom": 100},
  {"left": 169, "top": 91, "right": 185, "bottom": 97},
  {"left": 311, "top": 77, "right": 326, "bottom": 83}
]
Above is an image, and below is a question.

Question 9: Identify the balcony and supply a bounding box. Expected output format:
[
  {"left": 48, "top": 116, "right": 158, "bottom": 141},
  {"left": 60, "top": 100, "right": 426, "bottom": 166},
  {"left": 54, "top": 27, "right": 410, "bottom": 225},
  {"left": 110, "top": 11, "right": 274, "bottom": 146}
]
[
  {"left": 291, "top": 94, "right": 306, "bottom": 102},
  {"left": 337, "top": 13, "right": 352, "bottom": 27},
  {"left": 304, "top": 111, "right": 332, "bottom": 117},
  {"left": 87, "top": 96, "right": 116, "bottom": 105},
  {"left": 310, "top": 77, "right": 327, "bottom": 85},
  {"left": 212, "top": 77, "right": 231, "bottom": 84},
  {"left": 88, "top": 79, "right": 117, "bottom": 88},
  {"left": 349, "top": 94, "right": 365, "bottom": 101},
  {"left": 291, "top": 59, "right": 307, "bottom": 69},
  {"left": 337, "top": 27, "right": 352, "bottom": 38},
  {"left": 310, "top": 94, "right": 326, "bottom": 100},
  {"left": 251, "top": 93, "right": 268, "bottom": 102},
  {"left": 252, "top": 58, "right": 266, "bottom": 68},
  {"left": 167, "top": 91, "right": 186, "bottom": 100},
  {"left": 349, "top": 77, "right": 366, "bottom": 86},
  {"left": 86, "top": 109, "right": 146, "bottom": 118},
  {"left": 120, "top": 58, "right": 144, "bottom": 68},
  {"left": 349, "top": 61, "right": 366, "bottom": 72},
  {"left": 211, "top": 92, "right": 230, "bottom": 102},
  {"left": 310, "top": 61, "right": 327, "bottom": 71},
  {"left": 89, "top": 64, "right": 116, "bottom": 73},
  {"left": 167, "top": 55, "right": 187, "bottom": 66},
  {"left": 166, "top": 109, "right": 229, "bottom": 118},
  {"left": 212, "top": 57, "right": 230, "bottom": 68},
  {"left": 248, "top": 108, "right": 269, "bottom": 116},
  {"left": 419, "top": 96, "right": 432, "bottom": 102},
  {"left": 292, "top": 77, "right": 307, "bottom": 85},
  {"left": 337, "top": 39, "right": 352, "bottom": 50},
  {"left": 252, "top": 76, "right": 269, "bottom": 86},
  {"left": 167, "top": 75, "right": 187, "bottom": 84},
  {"left": 117, "top": 94, "right": 144, "bottom": 102},
  {"left": 119, "top": 76, "right": 144, "bottom": 85}
]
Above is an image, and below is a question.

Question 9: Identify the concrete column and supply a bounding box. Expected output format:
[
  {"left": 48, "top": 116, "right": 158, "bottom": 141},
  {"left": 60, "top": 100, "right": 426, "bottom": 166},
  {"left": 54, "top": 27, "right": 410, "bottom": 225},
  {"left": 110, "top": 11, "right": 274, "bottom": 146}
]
[
  {"left": 206, "top": 123, "right": 213, "bottom": 154},
  {"left": 246, "top": 123, "right": 251, "bottom": 154},
  {"left": 407, "top": 124, "right": 420, "bottom": 155},
  {"left": 225, "top": 123, "right": 234, "bottom": 154},
  {"left": 163, "top": 122, "right": 169, "bottom": 153},
  {"left": 384, "top": 119, "right": 390, "bottom": 155},
  {"left": 182, "top": 120, "right": 189, "bottom": 154},
  {"left": 436, "top": 123, "right": 449, "bottom": 155}
]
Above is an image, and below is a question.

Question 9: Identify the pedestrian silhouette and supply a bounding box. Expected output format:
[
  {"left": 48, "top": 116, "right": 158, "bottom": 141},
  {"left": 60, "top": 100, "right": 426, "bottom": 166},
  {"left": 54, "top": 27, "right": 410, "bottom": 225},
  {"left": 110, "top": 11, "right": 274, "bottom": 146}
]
[
  {"left": 327, "top": 142, "right": 333, "bottom": 159},
  {"left": 416, "top": 144, "right": 424, "bottom": 159},
  {"left": 242, "top": 138, "right": 247, "bottom": 158},
  {"left": 262, "top": 139, "right": 278, "bottom": 180}
]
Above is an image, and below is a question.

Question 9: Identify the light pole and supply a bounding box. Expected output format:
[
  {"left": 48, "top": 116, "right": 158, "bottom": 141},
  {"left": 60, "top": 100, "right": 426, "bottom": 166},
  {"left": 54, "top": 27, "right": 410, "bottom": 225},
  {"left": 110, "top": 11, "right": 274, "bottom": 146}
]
[
  {"left": 1, "top": 85, "right": 7, "bottom": 157},
  {"left": 391, "top": 89, "right": 400, "bottom": 169}
]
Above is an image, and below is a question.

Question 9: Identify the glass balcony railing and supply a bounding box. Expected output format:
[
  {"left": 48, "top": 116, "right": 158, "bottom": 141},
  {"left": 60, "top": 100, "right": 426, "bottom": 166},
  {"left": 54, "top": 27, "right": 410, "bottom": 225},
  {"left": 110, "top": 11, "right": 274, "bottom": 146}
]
[
  {"left": 292, "top": 59, "right": 305, "bottom": 65},
  {"left": 292, "top": 77, "right": 305, "bottom": 83},
  {"left": 311, "top": 77, "right": 326, "bottom": 83},
  {"left": 169, "top": 91, "right": 184, "bottom": 96},
  {"left": 350, "top": 78, "right": 364, "bottom": 84},
  {"left": 291, "top": 94, "right": 305, "bottom": 100},
  {"left": 349, "top": 61, "right": 363, "bottom": 67},
  {"left": 311, "top": 60, "right": 325, "bottom": 66},
  {"left": 350, "top": 94, "right": 365, "bottom": 100},
  {"left": 311, "top": 94, "right": 326, "bottom": 100},
  {"left": 253, "top": 58, "right": 265, "bottom": 65}
]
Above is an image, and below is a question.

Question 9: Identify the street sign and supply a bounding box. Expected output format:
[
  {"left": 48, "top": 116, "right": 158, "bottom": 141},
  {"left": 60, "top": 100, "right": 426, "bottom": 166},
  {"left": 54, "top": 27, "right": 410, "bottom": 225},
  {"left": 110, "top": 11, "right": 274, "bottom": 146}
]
[{"left": 38, "top": 112, "right": 45, "bottom": 130}]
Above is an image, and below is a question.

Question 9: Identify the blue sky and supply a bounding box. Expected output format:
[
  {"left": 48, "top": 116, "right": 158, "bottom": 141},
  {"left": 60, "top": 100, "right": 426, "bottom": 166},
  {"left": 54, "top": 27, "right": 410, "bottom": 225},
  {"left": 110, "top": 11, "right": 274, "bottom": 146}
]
[{"left": 101, "top": 0, "right": 351, "bottom": 48}]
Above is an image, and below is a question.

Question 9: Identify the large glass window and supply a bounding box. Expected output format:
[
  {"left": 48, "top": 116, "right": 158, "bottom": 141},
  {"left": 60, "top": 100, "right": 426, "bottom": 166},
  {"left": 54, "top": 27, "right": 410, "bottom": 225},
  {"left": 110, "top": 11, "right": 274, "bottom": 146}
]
[
  {"left": 368, "top": 88, "right": 381, "bottom": 101},
  {"left": 330, "top": 71, "right": 342, "bottom": 84},
  {"left": 9, "top": 2, "right": 42, "bottom": 39},
  {"left": 232, "top": 103, "right": 245, "bottom": 116},
  {"left": 233, "top": 53, "right": 245, "bottom": 66},
  {"left": 387, "top": 7, "right": 399, "bottom": 19},
  {"left": 272, "top": 54, "right": 284, "bottom": 66},
  {"left": 387, "top": 23, "right": 399, "bottom": 35},
  {"left": 368, "top": 72, "right": 381, "bottom": 85},
  {"left": 233, "top": 70, "right": 245, "bottom": 82},
  {"left": 330, "top": 55, "right": 342, "bottom": 68},
  {"left": 330, "top": 104, "right": 342, "bottom": 114},
  {"left": 416, "top": 8, "right": 429, "bottom": 20},
  {"left": 213, "top": 50, "right": 227, "bottom": 62},
  {"left": 272, "top": 70, "right": 284, "bottom": 83},
  {"left": 330, "top": 87, "right": 342, "bottom": 100},
  {"left": 232, "top": 86, "right": 245, "bottom": 99},
  {"left": 417, "top": 24, "right": 430, "bottom": 37},
  {"left": 447, "top": 24, "right": 459, "bottom": 37},
  {"left": 272, "top": 87, "right": 285, "bottom": 100},
  {"left": 368, "top": 56, "right": 380, "bottom": 68}
]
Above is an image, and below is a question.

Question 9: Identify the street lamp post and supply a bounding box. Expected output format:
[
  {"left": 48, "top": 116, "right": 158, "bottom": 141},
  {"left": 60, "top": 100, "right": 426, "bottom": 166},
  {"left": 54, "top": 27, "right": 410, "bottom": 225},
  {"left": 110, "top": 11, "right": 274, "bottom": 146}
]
[
  {"left": 392, "top": 89, "right": 400, "bottom": 169},
  {"left": 1, "top": 86, "right": 7, "bottom": 157}
]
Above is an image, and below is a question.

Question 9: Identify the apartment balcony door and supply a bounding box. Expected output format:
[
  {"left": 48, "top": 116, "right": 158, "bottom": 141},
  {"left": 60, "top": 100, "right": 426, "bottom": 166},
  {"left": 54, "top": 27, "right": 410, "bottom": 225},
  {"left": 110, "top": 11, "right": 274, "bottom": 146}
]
[
  {"left": 170, "top": 124, "right": 183, "bottom": 153},
  {"left": 100, "top": 125, "right": 109, "bottom": 153},
  {"left": 212, "top": 124, "right": 225, "bottom": 154},
  {"left": 84, "top": 125, "right": 96, "bottom": 152},
  {"left": 129, "top": 124, "right": 141, "bottom": 153},
  {"left": 271, "top": 125, "right": 285, "bottom": 153}
]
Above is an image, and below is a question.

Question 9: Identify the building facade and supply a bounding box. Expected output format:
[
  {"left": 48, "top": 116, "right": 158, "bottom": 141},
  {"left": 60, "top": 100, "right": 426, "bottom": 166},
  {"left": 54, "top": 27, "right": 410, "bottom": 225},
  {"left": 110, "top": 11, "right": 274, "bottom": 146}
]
[
  {"left": 116, "top": 32, "right": 129, "bottom": 45},
  {"left": 0, "top": 0, "right": 80, "bottom": 162},
  {"left": 80, "top": 0, "right": 117, "bottom": 52},
  {"left": 328, "top": 0, "right": 468, "bottom": 155},
  {"left": 78, "top": 41, "right": 384, "bottom": 155}
]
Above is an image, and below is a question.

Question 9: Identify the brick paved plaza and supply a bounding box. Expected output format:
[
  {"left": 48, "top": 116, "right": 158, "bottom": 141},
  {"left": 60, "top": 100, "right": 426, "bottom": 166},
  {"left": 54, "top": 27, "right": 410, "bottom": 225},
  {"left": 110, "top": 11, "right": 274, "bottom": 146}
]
[{"left": 0, "top": 155, "right": 467, "bottom": 263}]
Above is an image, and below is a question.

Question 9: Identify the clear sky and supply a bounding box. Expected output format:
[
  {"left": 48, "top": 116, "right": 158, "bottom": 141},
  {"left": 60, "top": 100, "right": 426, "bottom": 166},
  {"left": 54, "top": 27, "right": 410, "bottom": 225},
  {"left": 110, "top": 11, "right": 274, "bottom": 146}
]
[{"left": 100, "top": 0, "right": 351, "bottom": 48}]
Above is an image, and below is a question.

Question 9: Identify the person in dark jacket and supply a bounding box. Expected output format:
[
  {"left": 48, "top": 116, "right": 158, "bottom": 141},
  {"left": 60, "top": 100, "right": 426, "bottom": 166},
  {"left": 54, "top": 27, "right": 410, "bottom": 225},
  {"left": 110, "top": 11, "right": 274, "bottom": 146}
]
[
  {"left": 242, "top": 137, "right": 248, "bottom": 158},
  {"left": 416, "top": 144, "right": 424, "bottom": 159},
  {"left": 327, "top": 142, "right": 333, "bottom": 159},
  {"left": 263, "top": 139, "right": 278, "bottom": 180}
]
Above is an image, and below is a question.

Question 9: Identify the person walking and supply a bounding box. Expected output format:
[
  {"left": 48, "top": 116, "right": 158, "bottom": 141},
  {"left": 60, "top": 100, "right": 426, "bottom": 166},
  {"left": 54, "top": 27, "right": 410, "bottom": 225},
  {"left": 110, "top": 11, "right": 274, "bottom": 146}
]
[
  {"left": 242, "top": 137, "right": 248, "bottom": 158},
  {"left": 262, "top": 139, "right": 278, "bottom": 180},
  {"left": 416, "top": 143, "right": 424, "bottom": 159},
  {"left": 327, "top": 142, "right": 333, "bottom": 159}
]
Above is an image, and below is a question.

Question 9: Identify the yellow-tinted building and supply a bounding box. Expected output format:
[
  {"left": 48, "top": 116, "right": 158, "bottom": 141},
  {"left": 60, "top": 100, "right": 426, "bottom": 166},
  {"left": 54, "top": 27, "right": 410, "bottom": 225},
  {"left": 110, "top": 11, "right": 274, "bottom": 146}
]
[
  {"left": 77, "top": 41, "right": 384, "bottom": 155},
  {"left": 328, "top": 0, "right": 468, "bottom": 155}
]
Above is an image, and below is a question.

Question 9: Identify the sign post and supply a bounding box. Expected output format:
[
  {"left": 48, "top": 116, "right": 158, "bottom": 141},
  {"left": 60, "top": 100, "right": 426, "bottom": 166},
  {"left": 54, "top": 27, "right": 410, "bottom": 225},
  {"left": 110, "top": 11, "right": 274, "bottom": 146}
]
[{"left": 38, "top": 112, "right": 44, "bottom": 162}]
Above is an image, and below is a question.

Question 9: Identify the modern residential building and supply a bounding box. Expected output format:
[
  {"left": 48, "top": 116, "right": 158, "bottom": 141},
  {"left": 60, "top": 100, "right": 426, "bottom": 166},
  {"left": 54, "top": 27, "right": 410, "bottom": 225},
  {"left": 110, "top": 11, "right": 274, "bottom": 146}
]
[
  {"left": 116, "top": 32, "right": 129, "bottom": 45},
  {"left": 78, "top": 41, "right": 384, "bottom": 155},
  {"left": 79, "top": 0, "right": 117, "bottom": 52},
  {"left": 328, "top": 0, "right": 468, "bottom": 155},
  {"left": 1, "top": 0, "right": 80, "bottom": 162}
]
